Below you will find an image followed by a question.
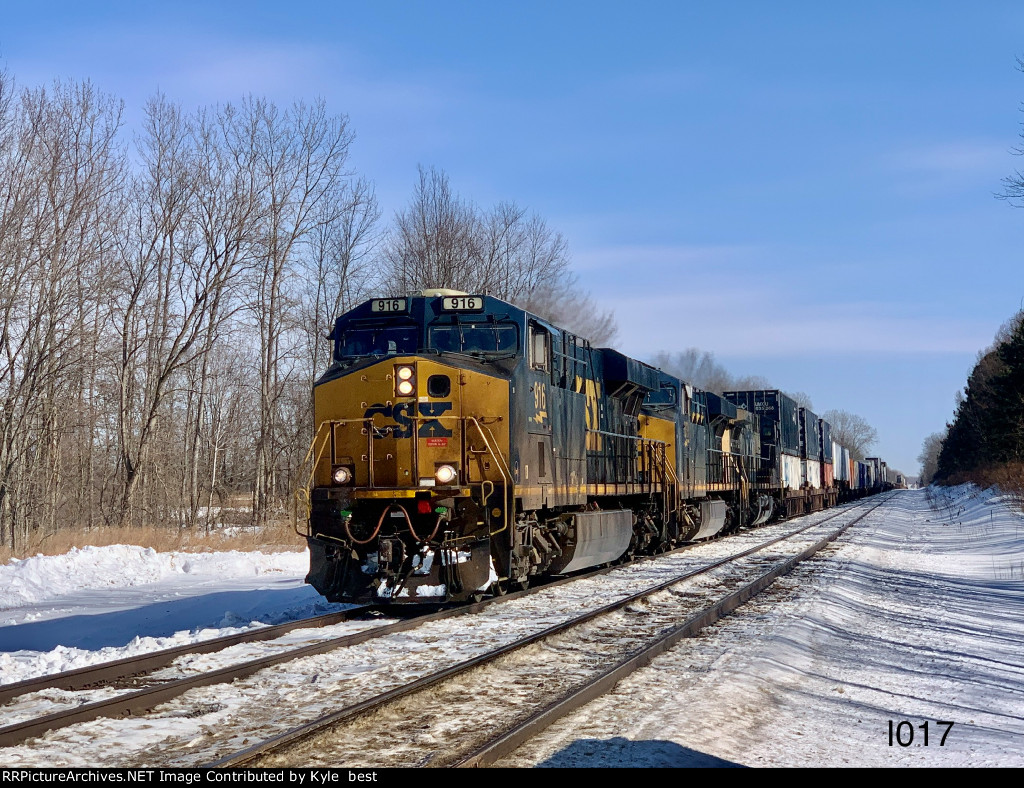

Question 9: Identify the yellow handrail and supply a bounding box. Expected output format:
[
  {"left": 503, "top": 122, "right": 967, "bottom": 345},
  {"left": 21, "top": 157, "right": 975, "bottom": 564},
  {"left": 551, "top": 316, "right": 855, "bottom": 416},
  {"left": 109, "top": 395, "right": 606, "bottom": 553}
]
[
  {"left": 293, "top": 421, "right": 334, "bottom": 536},
  {"left": 297, "top": 414, "right": 512, "bottom": 539},
  {"left": 465, "top": 416, "right": 512, "bottom": 537}
]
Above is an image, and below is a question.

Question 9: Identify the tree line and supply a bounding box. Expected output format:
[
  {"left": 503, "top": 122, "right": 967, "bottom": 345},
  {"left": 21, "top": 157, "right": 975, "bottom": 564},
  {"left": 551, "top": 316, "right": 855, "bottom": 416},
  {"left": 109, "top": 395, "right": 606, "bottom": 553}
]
[
  {"left": 922, "top": 310, "right": 1024, "bottom": 486},
  {"left": 0, "top": 73, "right": 610, "bottom": 551}
]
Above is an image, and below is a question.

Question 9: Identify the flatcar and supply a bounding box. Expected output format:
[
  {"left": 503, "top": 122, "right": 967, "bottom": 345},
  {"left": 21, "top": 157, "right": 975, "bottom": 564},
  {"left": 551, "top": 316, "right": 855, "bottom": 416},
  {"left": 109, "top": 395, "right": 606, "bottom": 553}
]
[{"left": 300, "top": 290, "right": 890, "bottom": 604}]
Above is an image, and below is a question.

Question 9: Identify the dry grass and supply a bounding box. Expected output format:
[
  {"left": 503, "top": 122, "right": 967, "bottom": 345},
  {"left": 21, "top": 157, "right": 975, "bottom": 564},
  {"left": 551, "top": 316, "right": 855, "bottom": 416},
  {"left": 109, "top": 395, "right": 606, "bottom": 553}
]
[
  {"left": 939, "top": 463, "right": 1024, "bottom": 511},
  {"left": 0, "top": 517, "right": 306, "bottom": 566}
]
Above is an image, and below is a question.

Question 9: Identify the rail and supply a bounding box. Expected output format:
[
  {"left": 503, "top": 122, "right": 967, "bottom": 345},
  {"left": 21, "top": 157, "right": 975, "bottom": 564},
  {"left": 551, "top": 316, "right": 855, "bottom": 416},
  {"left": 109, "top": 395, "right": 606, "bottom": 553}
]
[{"left": 209, "top": 495, "right": 893, "bottom": 768}]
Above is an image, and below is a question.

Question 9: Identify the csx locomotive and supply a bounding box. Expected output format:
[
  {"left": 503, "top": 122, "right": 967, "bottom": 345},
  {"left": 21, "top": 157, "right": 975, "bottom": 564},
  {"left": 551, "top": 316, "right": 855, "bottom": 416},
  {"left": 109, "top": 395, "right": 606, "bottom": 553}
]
[{"left": 302, "top": 290, "right": 891, "bottom": 604}]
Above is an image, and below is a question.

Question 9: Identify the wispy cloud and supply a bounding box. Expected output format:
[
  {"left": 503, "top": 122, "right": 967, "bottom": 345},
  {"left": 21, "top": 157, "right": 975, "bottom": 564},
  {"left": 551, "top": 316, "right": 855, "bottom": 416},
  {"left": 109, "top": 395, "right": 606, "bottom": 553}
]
[
  {"left": 611, "top": 294, "right": 993, "bottom": 358},
  {"left": 573, "top": 243, "right": 761, "bottom": 273},
  {"left": 171, "top": 44, "right": 339, "bottom": 102},
  {"left": 7, "top": 23, "right": 461, "bottom": 120},
  {"left": 883, "top": 140, "right": 1009, "bottom": 177}
]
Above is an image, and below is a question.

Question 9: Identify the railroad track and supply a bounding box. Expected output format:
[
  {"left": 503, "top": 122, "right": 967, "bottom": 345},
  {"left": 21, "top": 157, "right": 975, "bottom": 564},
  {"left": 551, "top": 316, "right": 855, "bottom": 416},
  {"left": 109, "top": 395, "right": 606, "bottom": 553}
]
[
  {"left": 457, "top": 493, "right": 897, "bottom": 768},
  {"left": 0, "top": 535, "right": 699, "bottom": 748},
  {"left": 0, "top": 607, "right": 376, "bottom": 705},
  {"left": 0, "top": 495, "right": 889, "bottom": 766},
  {"left": 218, "top": 495, "right": 894, "bottom": 768}
]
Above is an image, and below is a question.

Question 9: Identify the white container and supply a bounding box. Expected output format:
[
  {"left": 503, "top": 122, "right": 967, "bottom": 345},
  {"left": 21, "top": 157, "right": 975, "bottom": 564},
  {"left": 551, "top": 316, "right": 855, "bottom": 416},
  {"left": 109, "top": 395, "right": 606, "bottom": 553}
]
[
  {"left": 832, "top": 442, "right": 848, "bottom": 481},
  {"left": 782, "top": 454, "right": 803, "bottom": 491},
  {"left": 803, "top": 459, "right": 822, "bottom": 489}
]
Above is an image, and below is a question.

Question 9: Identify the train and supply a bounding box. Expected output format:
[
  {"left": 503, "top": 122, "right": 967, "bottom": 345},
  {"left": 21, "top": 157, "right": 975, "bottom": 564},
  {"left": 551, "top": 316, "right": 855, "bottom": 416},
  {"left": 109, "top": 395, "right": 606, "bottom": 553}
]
[{"left": 300, "top": 290, "right": 895, "bottom": 604}]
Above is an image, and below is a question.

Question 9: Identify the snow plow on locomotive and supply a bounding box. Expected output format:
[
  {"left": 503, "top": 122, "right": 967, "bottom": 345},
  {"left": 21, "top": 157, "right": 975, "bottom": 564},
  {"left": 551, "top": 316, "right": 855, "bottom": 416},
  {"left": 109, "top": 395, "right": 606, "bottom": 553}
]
[{"left": 300, "top": 291, "right": 890, "bottom": 604}]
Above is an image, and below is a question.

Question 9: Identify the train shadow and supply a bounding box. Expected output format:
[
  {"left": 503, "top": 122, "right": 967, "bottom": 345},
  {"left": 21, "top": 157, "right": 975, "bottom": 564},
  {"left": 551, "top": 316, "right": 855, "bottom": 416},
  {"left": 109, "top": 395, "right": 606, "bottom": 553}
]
[
  {"left": 534, "top": 737, "right": 744, "bottom": 768},
  {"left": 0, "top": 585, "right": 347, "bottom": 652}
]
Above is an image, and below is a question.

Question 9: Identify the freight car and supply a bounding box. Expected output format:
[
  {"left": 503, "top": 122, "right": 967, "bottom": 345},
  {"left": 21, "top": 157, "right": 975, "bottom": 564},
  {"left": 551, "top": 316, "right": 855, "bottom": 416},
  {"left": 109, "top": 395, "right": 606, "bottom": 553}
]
[{"left": 300, "top": 291, "right": 890, "bottom": 604}]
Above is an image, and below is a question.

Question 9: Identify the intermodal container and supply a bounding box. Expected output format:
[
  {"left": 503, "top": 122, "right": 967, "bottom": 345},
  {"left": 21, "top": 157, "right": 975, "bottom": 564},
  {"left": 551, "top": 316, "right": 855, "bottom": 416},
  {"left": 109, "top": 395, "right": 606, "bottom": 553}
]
[
  {"left": 819, "top": 420, "right": 833, "bottom": 462},
  {"left": 724, "top": 390, "right": 801, "bottom": 457}
]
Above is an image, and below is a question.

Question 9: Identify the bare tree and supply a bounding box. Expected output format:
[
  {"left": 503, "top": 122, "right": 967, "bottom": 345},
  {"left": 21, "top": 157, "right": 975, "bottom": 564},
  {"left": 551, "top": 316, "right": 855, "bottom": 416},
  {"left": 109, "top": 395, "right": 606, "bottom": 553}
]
[
  {"left": 477, "top": 202, "right": 617, "bottom": 343},
  {"left": 785, "top": 391, "right": 815, "bottom": 410},
  {"left": 111, "top": 93, "right": 260, "bottom": 528},
  {"left": 822, "top": 409, "right": 878, "bottom": 461},
  {"left": 381, "top": 166, "right": 617, "bottom": 343},
  {"left": 518, "top": 281, "right": 618, "bottom": 346},
  {"left": 651, "top": 349, "right": 728, "bottom": 393},
  {"left": 918, "top": 430, "right": 946, "bottom": 486},
  {"left": 242, "top": 97, "right": 355, "bottom": 527},
  {"left": 381, "top": 165, "right": 482, "bottom": 294},
  {"left": 0, "top": 71, "right": 384, "bottom": 547},
  {"left": 648, "top": 349, "right": 771, "bottom": 394},
  {"left": 300, "top": 177, "right": 381, "bottom": 378},
  {"left": 0, "top": 77, "right": 125, "bottom": 547},
  {"left": 1000, "top": 57, "right": 1024, "bottom": 208},
  {"left": 731, "top": 374, "right": 773, "bottom": 390}
]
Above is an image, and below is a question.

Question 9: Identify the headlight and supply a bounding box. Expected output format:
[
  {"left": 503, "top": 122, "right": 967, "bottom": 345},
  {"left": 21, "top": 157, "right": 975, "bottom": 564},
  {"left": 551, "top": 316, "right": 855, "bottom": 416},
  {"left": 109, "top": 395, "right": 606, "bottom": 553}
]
[
  {"left": 434, "top": 464, "right": 458, "bottom": 485},
  {"left": 332, "top": 466, "right": 353, "bottom": 485},
  {"left": 395, "top": 364, "right": 416, "bottom": 397}
]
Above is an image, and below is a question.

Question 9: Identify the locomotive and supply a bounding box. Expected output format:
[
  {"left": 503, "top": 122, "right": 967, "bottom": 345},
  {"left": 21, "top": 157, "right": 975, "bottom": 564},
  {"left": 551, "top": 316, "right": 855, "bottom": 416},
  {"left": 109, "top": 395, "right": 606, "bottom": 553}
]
[{"left": 301, "top": 290, "right": 890, "bottom": 604}]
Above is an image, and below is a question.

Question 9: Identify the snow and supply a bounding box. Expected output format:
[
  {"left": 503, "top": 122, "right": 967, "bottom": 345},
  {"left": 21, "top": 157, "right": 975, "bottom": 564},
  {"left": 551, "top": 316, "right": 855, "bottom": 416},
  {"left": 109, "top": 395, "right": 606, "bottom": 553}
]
[
  {"left": 1, "top": 486, "right": 1022, "bottom": 767},
  {"left": 500, "top": 486, "right": 1024, "bottom": 767},
  {"left": 0, "top": 545, "right": 344, "bottom": 683},
  {"left": 0, "top": 545, "right": 308, "bottom": 610}
]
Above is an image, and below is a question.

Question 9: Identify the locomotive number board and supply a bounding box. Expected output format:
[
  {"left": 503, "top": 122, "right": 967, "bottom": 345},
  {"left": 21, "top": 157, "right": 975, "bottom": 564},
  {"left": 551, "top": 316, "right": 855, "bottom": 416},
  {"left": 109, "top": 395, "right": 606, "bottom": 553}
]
[
  {"left": 441, "top": 296, "right": 484, "bottom": 312},
  {"left": 371, "top": 298, "right": 407, "bottom": 313}
]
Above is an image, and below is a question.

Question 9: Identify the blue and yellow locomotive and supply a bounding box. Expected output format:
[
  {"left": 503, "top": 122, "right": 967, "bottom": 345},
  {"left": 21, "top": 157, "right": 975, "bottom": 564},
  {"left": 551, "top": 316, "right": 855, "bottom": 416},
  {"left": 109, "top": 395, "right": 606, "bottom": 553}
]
[{"left": 302, "top": 290, "right": 880, "bottom": 604}]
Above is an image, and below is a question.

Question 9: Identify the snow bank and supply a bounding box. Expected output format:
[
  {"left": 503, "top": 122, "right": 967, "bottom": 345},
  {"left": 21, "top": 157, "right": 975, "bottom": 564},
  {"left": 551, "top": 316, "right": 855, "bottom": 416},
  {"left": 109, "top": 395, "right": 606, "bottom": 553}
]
[{"left": 0, "top": 545, "right": 308, "bottom": 611}]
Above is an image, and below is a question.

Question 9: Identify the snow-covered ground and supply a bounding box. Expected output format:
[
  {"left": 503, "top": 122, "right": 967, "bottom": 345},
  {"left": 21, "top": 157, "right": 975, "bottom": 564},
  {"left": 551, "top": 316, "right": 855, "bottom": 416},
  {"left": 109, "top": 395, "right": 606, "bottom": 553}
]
[
  {"left": 1, "top": 486, "right": 1022, "bottom": 767},
  {"left": 0, "top": 545, "right": 345, "bottom": 683},
  {"left": 500, "top": 486, "right": 1024, "bottom": 767}
]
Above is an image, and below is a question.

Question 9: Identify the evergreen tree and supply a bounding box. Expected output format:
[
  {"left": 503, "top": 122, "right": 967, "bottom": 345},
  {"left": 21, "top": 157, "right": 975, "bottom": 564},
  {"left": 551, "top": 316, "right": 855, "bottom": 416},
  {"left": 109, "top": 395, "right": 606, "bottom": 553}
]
[{"left": 935, "top": 311, "right": 1024, "bottom": 479}]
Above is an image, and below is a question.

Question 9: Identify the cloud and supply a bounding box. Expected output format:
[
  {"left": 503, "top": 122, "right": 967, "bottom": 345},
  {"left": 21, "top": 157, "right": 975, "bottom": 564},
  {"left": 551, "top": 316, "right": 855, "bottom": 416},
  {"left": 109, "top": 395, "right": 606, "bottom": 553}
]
[
  {"left": 171, "top": 45, "right": 338, "bottom": 102},
  {"left": 884, "top": 140, "right": 1008, "bottom": 177},
  {"left": 6, "top": 22, "right": 460, "bottom": 121},
  {"left": 571, "top": 241, "right": 1000, "bottom": 359},
  {"left": 572, "top": 243, "right": 760, "bottom": 273},
  {"left": 588, "top": 284, "right": 994, "bottom": 359}
]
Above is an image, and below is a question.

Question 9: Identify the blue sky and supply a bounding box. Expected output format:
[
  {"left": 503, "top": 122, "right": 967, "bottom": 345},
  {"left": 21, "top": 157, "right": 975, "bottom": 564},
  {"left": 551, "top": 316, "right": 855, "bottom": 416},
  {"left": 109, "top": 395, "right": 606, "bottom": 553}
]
[{"left": 5, "top": 1, "right": 1024, "bottom": 474}]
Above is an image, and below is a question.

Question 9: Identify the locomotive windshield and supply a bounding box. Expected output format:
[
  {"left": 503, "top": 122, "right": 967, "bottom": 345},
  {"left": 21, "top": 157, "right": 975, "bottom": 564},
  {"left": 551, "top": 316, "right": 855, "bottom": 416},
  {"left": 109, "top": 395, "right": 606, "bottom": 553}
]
[
  {"left": 428, "top": 322, "right": 519, "bottom": 356},
  {"left": 335, "top": 325, "right": 419, "bottom": 360}
]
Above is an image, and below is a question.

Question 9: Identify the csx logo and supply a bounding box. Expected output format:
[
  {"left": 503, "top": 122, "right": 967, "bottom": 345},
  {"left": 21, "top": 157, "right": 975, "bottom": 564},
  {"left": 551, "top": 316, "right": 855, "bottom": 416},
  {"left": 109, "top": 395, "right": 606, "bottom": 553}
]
[{"left": 364, "top": 402, "right": 453, "bottom": 438}]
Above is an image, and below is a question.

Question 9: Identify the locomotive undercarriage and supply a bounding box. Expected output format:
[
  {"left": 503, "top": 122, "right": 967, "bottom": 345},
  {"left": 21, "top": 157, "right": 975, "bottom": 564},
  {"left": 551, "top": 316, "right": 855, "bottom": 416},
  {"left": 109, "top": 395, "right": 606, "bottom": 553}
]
[
  {"left": 306, "top": 490, "right": 498, "bottom": 603},
  {"left": 306, "top": 482, "right": 788, "bottom": 605}
]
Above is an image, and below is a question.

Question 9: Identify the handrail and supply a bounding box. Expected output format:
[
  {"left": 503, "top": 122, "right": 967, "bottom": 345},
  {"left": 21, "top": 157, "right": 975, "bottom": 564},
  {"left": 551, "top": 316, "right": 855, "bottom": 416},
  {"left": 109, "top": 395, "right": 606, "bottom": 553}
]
[
  {"left": 587, "top": 428, "right": 667, "bottom": 444},
  {"left": 465, "top": 416, "right": 512, "bottom": 537},
  {"left": 299, "top": 414, "right": 512, "bottom": 540},
  {"left": 647, "top": 441, "right": 679, "bottom": 517},
  {"left": 294, "top": 421, "right": 334, "bottom": 537}
]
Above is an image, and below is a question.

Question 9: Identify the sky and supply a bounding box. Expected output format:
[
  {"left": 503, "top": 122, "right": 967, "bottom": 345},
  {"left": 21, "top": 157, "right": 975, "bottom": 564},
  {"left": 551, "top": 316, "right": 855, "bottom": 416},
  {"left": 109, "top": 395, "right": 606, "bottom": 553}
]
[
  {"left": 1, "top": 487, "right": 1021, "bottom": 766},
  {"left": 3, "top": 1, "right": 1024, "bottom": 474}
]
